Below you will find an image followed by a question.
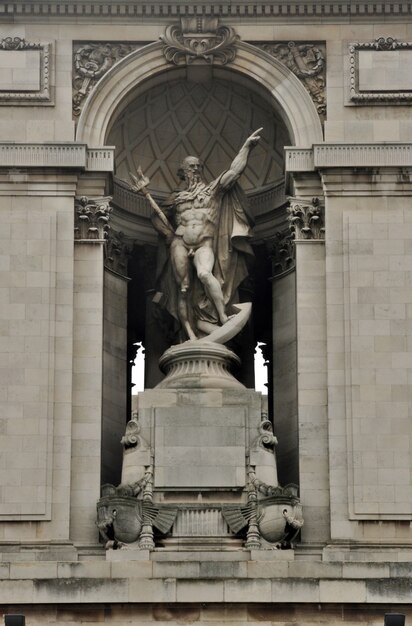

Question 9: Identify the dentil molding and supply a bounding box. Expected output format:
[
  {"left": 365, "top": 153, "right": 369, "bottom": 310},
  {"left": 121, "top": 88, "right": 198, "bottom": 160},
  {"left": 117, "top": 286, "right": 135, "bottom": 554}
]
[{"left": 1, "top": 1, "right": 411, "bottom": 20}]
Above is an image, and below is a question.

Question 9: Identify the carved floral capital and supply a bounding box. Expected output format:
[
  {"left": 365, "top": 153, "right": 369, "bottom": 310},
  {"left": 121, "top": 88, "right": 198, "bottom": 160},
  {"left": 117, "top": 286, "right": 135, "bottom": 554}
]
[
  {"left": 287, "top": 196, "right": 325, "bottom": 241},
  {"left": 267, "top": 230, "right": 295, "bottom": 277},
  {"left": 161, "top": 18, "right": 238, "bottom": 66},
  {"left": 74, "top": 196, "right": 112, "bottom": 241},
  {"left": 104, "top": 229, "right": 133, "bottom": 277}
]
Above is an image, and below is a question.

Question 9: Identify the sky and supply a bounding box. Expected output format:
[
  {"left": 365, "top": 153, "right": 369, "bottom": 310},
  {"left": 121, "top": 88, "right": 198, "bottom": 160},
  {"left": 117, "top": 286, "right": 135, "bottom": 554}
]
[{"left": 131, "top": 342, "right": 268, "bottom": 394}]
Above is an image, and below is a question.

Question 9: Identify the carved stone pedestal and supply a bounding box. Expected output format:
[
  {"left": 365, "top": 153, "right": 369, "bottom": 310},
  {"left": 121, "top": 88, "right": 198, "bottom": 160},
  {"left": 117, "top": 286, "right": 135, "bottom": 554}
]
[
  {"left": 157, "top": 341, "right": 244, "bottom": 390},
  {"left": 98, "top": 388, "right": 303, "bottom": 552}
]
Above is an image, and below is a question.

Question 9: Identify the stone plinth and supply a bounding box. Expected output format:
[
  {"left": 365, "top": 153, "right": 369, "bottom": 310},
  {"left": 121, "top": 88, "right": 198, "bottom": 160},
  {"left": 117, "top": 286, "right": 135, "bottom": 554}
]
[{"left": 157, "top": 341, "right": 244, "bottom": 390}]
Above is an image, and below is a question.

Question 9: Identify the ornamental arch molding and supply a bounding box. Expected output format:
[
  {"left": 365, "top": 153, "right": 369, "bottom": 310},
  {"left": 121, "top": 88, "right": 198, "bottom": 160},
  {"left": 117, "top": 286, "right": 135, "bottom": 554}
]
[{"left": 76, "top": 40, "right": 323, "bottom": 148}]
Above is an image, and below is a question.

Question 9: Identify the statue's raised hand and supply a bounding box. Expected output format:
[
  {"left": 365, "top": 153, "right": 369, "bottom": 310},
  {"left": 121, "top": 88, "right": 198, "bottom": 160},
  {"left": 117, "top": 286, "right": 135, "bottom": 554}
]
[{"left": 244, "top": 127, "right": 263, "bottom": 148}]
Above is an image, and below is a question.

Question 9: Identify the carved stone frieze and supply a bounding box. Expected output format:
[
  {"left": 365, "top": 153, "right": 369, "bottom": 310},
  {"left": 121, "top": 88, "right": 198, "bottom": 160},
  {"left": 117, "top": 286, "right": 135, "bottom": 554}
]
[
  {"left": 74, "top": 196, "right": 112, "bottom": 241},
  {"left": 267, "top": 230, "right": 295, "bottom": 277},
  {"left": 73, "top": 42, "right": 141, "bottom": 117},
  {"left": 104, "top": 229, "right": 133, "bottom": 277},
  {"left": 161, "top": 18, "right": 238, "bottom": 65},
  {"left": 258, "top": 41, "right": 326, "bottom": 120},
  {"left": 287, "top": 197, "right": 325, "bottom": 241}
]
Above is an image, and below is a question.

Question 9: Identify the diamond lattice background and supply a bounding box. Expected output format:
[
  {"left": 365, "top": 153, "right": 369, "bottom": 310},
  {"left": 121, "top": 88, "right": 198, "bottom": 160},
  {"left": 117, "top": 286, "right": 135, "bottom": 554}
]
[{"left": 107, "top": 78, "right": 290, "bottom": 195}]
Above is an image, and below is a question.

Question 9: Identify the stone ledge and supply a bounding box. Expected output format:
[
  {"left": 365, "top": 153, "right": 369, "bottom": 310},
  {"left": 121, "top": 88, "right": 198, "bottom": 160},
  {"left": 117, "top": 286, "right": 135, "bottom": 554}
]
[
  {"left": 3, "top": 554, "right": 412, "bottom": 581},
  {"left": 0, "top": 573, "right": 411, "bottom": 604}
]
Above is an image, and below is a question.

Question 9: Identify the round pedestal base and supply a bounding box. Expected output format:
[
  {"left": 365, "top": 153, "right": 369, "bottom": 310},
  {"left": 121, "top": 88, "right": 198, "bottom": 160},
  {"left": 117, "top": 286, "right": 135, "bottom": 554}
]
[{"left": 157, "top": 341, "right": 244, "bottom": 389}]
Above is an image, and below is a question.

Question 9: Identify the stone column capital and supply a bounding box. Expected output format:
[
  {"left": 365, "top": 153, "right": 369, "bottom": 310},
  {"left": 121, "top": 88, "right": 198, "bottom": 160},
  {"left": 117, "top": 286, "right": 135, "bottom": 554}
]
[
  {"left": 287, "top": 196, "right": 325, "bottom": 241},
  {"left": 74, "top": 195, "right": 112, "bottom": 242}
]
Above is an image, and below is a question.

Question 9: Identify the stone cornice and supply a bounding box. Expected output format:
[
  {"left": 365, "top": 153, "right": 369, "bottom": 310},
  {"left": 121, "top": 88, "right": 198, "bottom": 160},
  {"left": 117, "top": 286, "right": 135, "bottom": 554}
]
[
  {"left": 0, "top": 143, "right": 114, "bottom": 171},
  {"left": 1, "top": 1, "right": 411, "bottom": 21},
  {"left": 286, "top": 144, "right": 412, "bottom": 172}
]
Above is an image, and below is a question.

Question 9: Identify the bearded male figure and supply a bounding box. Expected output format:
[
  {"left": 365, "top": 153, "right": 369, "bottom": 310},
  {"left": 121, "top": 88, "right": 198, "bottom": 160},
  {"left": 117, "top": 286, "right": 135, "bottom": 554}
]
[{"left": 152, "top": 128, "right": 262, "bottom": 342}]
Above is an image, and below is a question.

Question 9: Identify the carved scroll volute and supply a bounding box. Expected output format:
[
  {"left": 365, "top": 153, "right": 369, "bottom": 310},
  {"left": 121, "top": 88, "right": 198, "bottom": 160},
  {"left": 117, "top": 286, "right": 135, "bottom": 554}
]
[
  {"left": 287, "top": 196, "right": 325, "bottom": 241},
  {"left": 161, "top": 18, "right": 239, "bottom": 66}
]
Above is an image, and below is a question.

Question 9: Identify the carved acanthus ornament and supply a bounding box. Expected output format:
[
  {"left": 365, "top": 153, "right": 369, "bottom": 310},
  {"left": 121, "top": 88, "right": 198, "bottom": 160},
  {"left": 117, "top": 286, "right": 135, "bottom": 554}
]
[
  {"left": 161, "top": 17, "right": 238, "bottom": 65},
  {"left": 267, "top": 230, "right": 295, "bottom": 277},
  {"left": 104, "top": 229, "right": 133, "bottom": 277},
  {"left": 72, "top": 42, "right": 140, "bottom": 117},
  {"left": 288, "top": 197, "right": 325, "bottom": 241},
  {"left": 259, "top": 41, "right": 326, "bottom": 120},
  {"left": 74, "top": 196, "right": 112, "bottom": 241}
]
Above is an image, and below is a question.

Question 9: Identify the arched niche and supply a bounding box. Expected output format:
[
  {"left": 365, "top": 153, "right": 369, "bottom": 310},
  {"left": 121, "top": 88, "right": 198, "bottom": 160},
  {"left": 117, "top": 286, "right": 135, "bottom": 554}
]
[
  {"left": 88, "top": 37, "right": 312, "bottom": 489},
  {"left": 76, "top": 41, "right": 323, "bottom": 148}
]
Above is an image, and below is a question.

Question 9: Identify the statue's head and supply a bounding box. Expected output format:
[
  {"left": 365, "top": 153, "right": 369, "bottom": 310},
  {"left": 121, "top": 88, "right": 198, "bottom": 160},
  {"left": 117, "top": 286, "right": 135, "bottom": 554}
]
[{"left": 178, "top": 156, "right": 204, "bottom": 186}]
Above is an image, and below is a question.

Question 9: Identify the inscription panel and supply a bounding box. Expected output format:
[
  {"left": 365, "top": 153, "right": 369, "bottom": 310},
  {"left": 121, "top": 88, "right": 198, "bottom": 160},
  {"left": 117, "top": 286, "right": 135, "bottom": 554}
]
[{"left": 154, "top": 406, "right": 246, "bottom": 489}]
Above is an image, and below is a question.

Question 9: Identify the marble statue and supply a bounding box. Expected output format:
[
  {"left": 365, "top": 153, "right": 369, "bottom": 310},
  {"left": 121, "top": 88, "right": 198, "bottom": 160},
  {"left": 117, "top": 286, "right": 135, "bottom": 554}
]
[{"left": 131, "top": 128, "right": 262, "bottom": 342}]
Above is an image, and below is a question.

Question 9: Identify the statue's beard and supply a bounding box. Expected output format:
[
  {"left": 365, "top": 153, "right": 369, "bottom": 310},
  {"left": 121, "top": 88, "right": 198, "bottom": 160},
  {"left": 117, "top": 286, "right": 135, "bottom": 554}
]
[{"left": 185, "top": 172, "right": 203, "bottom": 189}]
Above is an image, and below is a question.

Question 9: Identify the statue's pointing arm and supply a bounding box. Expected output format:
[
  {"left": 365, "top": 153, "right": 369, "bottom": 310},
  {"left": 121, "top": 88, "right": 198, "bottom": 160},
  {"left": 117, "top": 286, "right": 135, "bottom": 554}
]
[{"left": 219, "top": 128, "right": 262, "bottom": 190}]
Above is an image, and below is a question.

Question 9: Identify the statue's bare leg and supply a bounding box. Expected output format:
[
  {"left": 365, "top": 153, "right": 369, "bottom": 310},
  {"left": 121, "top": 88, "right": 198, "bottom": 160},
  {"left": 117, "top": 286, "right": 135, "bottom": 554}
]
[
  {"left": 170, "top": 238, "right": 197, "bottom": 340},
  {"left": 194, "top": 242, "right": 228, "bottom": 326}
]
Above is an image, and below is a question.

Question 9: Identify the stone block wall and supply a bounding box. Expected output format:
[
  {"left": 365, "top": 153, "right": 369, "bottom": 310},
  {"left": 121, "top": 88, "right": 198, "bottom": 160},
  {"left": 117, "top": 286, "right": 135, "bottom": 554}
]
[{"left": 0, "top": 192, "right": 74, "bottom": 541}]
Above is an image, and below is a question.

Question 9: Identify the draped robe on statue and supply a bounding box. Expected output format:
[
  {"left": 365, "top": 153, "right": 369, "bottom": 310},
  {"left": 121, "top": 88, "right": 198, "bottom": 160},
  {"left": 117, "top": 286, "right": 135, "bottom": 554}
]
[{"left": 152, "top": 173, "right": 254, "bottom": 340}]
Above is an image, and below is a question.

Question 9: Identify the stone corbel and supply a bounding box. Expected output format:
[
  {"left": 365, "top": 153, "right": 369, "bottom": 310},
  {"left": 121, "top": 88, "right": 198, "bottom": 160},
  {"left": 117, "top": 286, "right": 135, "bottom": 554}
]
[
  {"left": 74, "top": 195, "right": 112, "bottom": 242},
  {"left": 287, "top": 196, "right": 325, "bottom": 241},
  {"left": 161, "top": 17, "right": 238, "bottom": 66}
]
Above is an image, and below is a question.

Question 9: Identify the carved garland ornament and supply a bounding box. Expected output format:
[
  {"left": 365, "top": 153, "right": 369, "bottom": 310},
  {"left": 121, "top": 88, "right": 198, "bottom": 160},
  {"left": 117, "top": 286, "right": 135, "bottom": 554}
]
[
  {"left": 0, "top": 36, "right": 42, "bottom": 50},
  {"left": 288, "top": 197, "right": 325, "bottom": 241},
  {"left": 72, "top": 42, "right": 140, "bottom": 116},
  {"left": 161, "top": 17, "right": 238, "bottom": 65},
  {"left": 259, "top": 41, "right": 326, "bottom": 120}
]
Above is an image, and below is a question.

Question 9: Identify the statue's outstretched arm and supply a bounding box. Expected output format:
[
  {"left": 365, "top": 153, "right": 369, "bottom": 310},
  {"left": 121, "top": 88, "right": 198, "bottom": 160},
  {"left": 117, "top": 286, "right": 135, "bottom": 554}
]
[{"left": 219, "top": 127, "right": 262, "bottom": 189}]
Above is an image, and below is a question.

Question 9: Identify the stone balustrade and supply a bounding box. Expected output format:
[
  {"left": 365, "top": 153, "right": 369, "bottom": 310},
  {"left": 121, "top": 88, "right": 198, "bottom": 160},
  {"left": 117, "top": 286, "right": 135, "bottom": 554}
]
[
  {"left": 0, "top": 143, "right": 114, "bottom": 171},
  {"left": 286, "top": 143, "right": 412, "bottom": 172}
]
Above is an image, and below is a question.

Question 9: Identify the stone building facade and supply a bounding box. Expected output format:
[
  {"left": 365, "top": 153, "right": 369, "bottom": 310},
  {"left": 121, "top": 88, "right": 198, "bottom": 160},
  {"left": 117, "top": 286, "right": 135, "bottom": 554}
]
[{"left": 0, "top": 1, "right": 412, "bottom": 624}]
